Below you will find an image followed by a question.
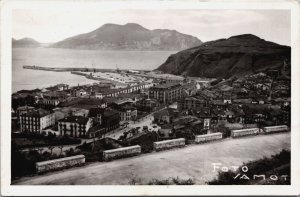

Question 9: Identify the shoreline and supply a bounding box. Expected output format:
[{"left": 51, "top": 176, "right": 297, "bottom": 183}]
[{"left": 23, "top": 65, "right": 150, "bottom": 73}]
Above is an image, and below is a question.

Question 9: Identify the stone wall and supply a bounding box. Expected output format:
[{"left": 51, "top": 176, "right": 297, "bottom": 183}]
[
  {"left": 195, "top": 132, "right": 222, "bottom": 143},
  {"left": 36, "top": 155, "right": 85, "bottom": 174},
  {"left": 103, "top": 145, "right": 141, "bottom": 161},
  {"left": 263, "top": 125, "right": 288, "bottom": 134},
  {"left": 231, "top": 128, "right": 259, "bottom": 138},
  {"left": 153, "top": 138, "right": 185, "bottom": 151}
]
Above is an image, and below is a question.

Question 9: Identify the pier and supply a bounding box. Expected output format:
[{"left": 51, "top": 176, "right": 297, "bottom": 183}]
[{"left": 23, "top": 65, "right": 148, "bottom": 73}]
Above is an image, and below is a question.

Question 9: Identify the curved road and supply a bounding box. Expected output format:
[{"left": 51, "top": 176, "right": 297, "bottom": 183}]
[{"left": 13, "top": 132, "right": 290, "bottom": 185}]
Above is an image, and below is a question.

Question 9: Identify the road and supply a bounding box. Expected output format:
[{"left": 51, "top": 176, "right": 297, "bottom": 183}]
[{"left": 13, "top": 132, "right": 290, "bottom": 185}]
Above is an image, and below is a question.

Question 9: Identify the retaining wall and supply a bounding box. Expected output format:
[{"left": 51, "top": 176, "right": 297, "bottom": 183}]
[
  {"left": 36, "top": 154, "right": 85, "bottom": 174},
  {"left": 103, "top": 145, "right": 141, "bottom": 161},
  {"left": 263, "top": 125, "right": 288, "bottom": 134},
  {"left": 195, "top": 132, "right": 223, "bottom": 143},
  {"left": 231, "top": 128, "right": 259, "bottom": 138},
  {"left": 153, "top": 138, "right": 185, "bottom": 151}
]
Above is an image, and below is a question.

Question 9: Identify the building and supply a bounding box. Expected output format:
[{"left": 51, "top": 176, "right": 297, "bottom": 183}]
[
  {"left": 153, "top": 108, "right": 179, "bottom": 124},
  {"left": 41, "top": 91, "right": 68, "bottom": 106},
  {"left": 88, "top": 108, "right": 103, "bottom": 124},
  {"left": 20, "top": 108, "right": 55, "bottom": 133},
  {"left": 102, "top": 109, "right": 120, "bottom": 132},
  {"left": 45, "top": 84, "right": 69, "bottom": 91},
  {"left": 88, "top": 108, "right": 120, "bottom": 132},
  {"left": 116, "top": 106, "right": 137, "bottom": 122},
  {"left": 178, "top": 97, "right": 209, "bottom": 110},
  {"left": 58, "top": 116, "right": 93, "bottom": 138},
  {"left": 135, "top": 98, "right": 160, "bottom": 111},
  {"left": 149, "top": 83, "right": 182, "bottom": 104},
  {"left": 16, "top": 105, "right": 35, "bottom": 117},
  {"left": 181, "top": 83, "right": 198, "bottom": 97}
]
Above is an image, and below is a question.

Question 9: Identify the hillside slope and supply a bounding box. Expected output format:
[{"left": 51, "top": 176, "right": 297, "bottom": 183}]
[
  {"left": 12, "top": 38, "right": 41, "bottom": 48},
  {"left": 156, "top": 34, "right": 290, "bottom": 78}
]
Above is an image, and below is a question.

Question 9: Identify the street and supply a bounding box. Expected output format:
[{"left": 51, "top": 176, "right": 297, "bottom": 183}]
[{"left": 13, "top": 132, "right": 290, "bottom": 185}]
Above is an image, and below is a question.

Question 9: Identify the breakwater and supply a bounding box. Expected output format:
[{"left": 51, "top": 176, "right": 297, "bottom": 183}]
[
  {"left": 23, "top": 65, "right": 116, "bottom": 72},
  {"left": 23, "top": 65, "right": 147, "bottom": 73}
]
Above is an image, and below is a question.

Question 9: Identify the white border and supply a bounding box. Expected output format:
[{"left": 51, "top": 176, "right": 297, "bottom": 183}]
[{"left": 1, "top": 0, "right": 300, "bottom": 196}]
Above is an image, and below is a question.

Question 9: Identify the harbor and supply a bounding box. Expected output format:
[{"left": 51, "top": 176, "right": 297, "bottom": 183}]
[{"left": 23, "top": 65, "right": 149, "bottom": 73}]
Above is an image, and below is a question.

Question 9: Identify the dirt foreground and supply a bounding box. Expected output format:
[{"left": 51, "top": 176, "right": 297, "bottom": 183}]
[{"left": 13, "top": 132, "right": 290, "bottom": 185}]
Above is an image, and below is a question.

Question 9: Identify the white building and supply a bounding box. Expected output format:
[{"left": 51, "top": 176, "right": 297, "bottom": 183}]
[{"left": 20, "top": 108, "right": 55, "bottom": 133}]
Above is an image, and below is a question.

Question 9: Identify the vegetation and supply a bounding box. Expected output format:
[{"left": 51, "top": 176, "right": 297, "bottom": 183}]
[
  {"left": 207, "top": 149, "right": 290, "bottom": 185},
  {"left": 124, "top": 132, "right": 158, "bottom": 153},
  {"left": 12, "top": 133, "right": 81, "bottom": 149},
  {"left": 11, "top": 142, "right": 81, "bottom": 179},
  {"left": 77, "top": 137, "right": 124, "bottom": 162},
  {"left": 128, "top": 176, "right": 195, "bottom": 185}
]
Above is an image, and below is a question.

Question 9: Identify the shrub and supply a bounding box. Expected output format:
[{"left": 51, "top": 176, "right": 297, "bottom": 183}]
[
  {"left": 148, "top": 177, "right": 195, "bottom": 185},
  {"left": 207, "top": 149, "right": 291, "bottom": 185}
]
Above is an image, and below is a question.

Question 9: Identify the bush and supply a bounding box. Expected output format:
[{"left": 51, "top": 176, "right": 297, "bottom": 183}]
[
  {"left": 12, "top": 134, "right": 81, "bottom": 149},
  {"left": 148, "top": 177, "right": 195, "bottom": 185}
]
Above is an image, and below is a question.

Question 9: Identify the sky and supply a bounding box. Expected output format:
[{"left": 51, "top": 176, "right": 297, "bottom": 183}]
[{"left": 12, "top": 9, "right": 291, "bottom": 46}]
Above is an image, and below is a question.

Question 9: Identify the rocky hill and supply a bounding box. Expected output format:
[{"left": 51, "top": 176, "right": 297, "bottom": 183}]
[
  {"left": 156, "top": 34, "right": 291, "bottom": 78},
  {"left": 51, "top": 23, "right": 202, "bottom": 50},
  {"left": 12, "top": 38, "right": 41, "bottom": 48}
]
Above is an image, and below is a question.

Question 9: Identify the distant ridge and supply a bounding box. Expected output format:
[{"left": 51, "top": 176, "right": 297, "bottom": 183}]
[
  {"left": 12, "top": 37, "right": 41, "bottom": 48},
  {"left": 51, "top": 23, "right": 202, "bottom": 51},
  {"left": 156, "top": 34, "right": 291, "bottom": 78}
]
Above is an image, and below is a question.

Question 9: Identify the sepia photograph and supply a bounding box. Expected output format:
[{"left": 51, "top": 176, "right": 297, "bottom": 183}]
[{"left": 1, "top": 0, "right": 300, "bottom": 196}]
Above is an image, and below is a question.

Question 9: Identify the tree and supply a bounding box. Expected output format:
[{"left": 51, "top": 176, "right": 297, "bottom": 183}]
[
  {"left": 58, "top": 146, "right": 64, "bottom": 156},
  {"left": 37, "top": 148, "right": 44, "bottom": 154},
  {"left": 48, "top": 146, "right": 55, "bottom": 155}
]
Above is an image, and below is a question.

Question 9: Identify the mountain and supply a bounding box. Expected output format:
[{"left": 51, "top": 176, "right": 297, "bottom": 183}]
[
  {"left": 156, "top": 34, "right": 291, "bottom": 78},
  {"left": 12, "top": 38, "right": 41, "bottom": 48},
  {"left": 51, "top": 23, "right": 202, "bottom": 50}
]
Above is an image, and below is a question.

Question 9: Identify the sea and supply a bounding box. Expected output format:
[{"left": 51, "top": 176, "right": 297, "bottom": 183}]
[{"left": 12, "top": 48, "right": 176, "bottom": 93}]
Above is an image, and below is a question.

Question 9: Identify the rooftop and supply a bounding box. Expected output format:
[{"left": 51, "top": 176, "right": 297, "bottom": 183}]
[
  {"left": 58, "top": 116, "right": 89, "bottom": 124},
  {"left": 22, "top": 108, "right": 52, "bottom": 117},
  {"left": 151, "top": 83, "right": 181, "bottom": 89}
]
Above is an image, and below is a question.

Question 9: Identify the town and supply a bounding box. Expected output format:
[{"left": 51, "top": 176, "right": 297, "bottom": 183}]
[{"left": 11, "top": 67, "right": 291, "bottom": 182}]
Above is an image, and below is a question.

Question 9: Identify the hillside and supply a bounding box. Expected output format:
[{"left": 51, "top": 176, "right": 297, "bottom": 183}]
[
  {"left": 12, "top": 38, "right": 41, "bottom": 48},
  {"left": 51, "top": 23, "right": 202, "bottom": 50},
  {"left": 156, "top": 34, "right": 291, "bottom": 78}
]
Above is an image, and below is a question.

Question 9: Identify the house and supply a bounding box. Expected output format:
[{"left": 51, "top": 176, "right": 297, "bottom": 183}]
[
  {"left": 58, "top": 116, "right": 93, "bottom": 138},
  {"left": 41, "top": 91, "right": 68, "bottom": 106},
  {"left": 20, "top": 108, "right": 55, "bottom": 133},
  {"left": 86, "top": 125, "right": 106, "bottom": 138},
  {"left": 116, "top": 106, "right": 138, "bottom": 122},
  {"left": 45, "top": 84, "right": 69, "bottom": 92},
  {"left": 243, "top": 104, "right": 269, "bottom": 124},
  {"left": 88, "top": 108, "right": 103, "bottom": 124},
  {"left": 158, "top": 124, "right": 174, "bottom": 139},
  {"left": 191, "top": 107, "right": 218, "bottom": 130},
  {"left": 211, "top": 100, "right": 227, "bottom": 110},
  {"left": 153, "top": 108, "right": 178, "bottom": 124},
  {"left": 181, "top": 83, "right": 198, "bottom": 97},
  {"left": 88, "top": 108, "right": 120, "bottom": 132},
  {"left": 71, "top": 86, "right": 90, "bottom": 97},
  {"left": 56, "top": 84, "right": 69, "bottom": 91}
]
